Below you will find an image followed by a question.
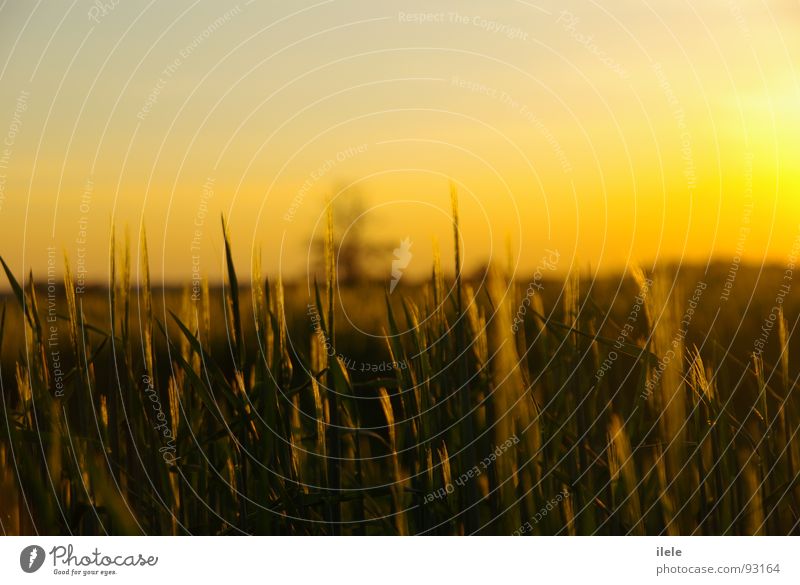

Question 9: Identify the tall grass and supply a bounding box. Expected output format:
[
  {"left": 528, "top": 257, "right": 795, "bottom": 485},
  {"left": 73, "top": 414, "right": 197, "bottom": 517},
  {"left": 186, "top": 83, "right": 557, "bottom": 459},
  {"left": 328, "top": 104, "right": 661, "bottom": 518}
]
[{"left": 1, "top": 197, "right": 799, "bottom": 535}]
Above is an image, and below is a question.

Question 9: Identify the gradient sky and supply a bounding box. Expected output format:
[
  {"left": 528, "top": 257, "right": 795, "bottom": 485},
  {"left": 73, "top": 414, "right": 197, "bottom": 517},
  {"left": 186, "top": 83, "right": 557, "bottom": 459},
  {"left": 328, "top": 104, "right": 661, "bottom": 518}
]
[{"left": 0, "top": 0, "right": 798, "bottom": 286}]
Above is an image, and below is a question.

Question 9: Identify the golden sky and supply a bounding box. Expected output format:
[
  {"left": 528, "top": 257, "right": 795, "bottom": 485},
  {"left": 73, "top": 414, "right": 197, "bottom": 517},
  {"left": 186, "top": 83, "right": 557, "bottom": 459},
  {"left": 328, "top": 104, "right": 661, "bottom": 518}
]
[{"left": 0, "top": 0, "right": 798, "bottom": 285}]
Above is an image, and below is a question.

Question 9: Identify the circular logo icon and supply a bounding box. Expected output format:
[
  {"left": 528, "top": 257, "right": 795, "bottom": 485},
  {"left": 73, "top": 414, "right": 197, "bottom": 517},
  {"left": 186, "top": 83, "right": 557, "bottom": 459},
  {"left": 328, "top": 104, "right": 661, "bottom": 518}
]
[{"left": 20, "top": 545, "right": 46, "bottom": 573}]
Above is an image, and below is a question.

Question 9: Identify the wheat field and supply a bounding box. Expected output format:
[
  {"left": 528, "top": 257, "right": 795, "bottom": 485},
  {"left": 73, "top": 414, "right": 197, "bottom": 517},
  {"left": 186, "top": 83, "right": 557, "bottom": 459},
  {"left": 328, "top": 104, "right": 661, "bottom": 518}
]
[{"left": 1, "top": 192, "right": 799, "bottom": 536}]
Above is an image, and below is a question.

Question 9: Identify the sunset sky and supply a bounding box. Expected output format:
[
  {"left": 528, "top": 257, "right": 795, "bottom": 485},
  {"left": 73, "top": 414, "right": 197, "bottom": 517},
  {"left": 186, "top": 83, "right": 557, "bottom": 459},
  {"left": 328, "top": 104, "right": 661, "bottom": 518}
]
[{"left": 0, "top": 0, "right": 798, "bottom": 286}]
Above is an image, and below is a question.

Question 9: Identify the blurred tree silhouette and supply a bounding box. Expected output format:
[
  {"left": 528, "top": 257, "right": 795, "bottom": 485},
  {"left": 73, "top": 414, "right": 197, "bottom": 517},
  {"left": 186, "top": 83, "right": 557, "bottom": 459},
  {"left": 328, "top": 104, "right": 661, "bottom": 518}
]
[{"left": 310, "top": 184, "right": 391, "bottom": 286}]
